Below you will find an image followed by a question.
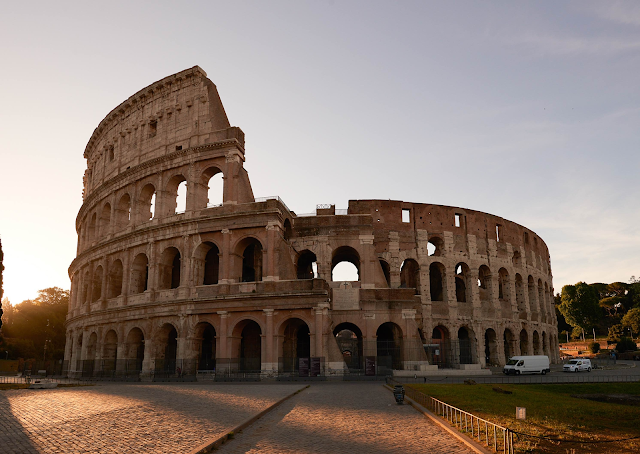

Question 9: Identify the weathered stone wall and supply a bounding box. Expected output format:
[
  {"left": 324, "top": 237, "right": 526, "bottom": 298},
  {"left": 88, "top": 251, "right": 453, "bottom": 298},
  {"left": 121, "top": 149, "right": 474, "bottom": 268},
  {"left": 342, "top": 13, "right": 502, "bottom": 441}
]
[{"left": 65, "top": 67, "right": 558, "bottom": 379}]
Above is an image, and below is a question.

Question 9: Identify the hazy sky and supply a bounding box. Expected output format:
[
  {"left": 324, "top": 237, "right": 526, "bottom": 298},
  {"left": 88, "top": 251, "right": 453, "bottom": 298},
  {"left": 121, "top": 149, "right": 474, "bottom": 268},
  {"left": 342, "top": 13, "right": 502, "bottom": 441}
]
[{"left": 1, "top": 1, "right": 640, "bottom": 305}]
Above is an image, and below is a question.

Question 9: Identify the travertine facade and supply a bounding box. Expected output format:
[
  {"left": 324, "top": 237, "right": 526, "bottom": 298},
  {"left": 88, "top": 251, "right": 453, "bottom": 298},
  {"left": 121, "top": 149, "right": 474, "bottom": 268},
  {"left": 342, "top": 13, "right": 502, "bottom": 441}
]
[{"left": 64, "top": 66, "right": 558, "bottom": 379}]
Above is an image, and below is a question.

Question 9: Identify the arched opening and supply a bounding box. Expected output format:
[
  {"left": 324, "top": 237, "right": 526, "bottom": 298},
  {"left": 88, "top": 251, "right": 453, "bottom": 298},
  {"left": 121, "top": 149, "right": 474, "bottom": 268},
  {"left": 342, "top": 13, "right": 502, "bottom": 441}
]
[
  {"left": 296, "top": 250, "right": 318, "bottom": 280},
  {"left": 334, "top": 322, "right": 363, "bottom": 371},
  {"left": 528, "top": 276, "right": 538, "bottom": 314},
  {"left": 377, "top": 322, "right": 403, "bottom": 371},
  {"left": 538, "top": 279, "right": 544, "bottom": 317},
  {"left": 84, "top": 332, "right": 98, "bottom": 377},
  {"left": 195, "top": 323, "right": 216, "bottom": 371},
  {"left": 544, "top": 282, "right": 551, "bottom": 323},
  {"left": 519, "top": 329, "right": 529, "bottom": 355},
  {"left": 281, "top": 318, "right": 311, "bottom": 373},
  {"left": 400, "top": 259, "right": 420, "bottom": 294},
  {"left": 331, "top": 246, "right": 360, "bottom": 281},
  {"left": 156, "top": 324, "right": 178, "bottom": 374},
  {"left": 99, "top": 203, "right": 111, "bottom": 238},
  {"left": 379, "top": 259, "right": 391, "bottom": 287},
  {"left": 484, "top": 329, "right": 498, "bottom": 366},
  {"left": 164, "top": 175, "right": 187, "bottom": 216},
  {"left": 504, "top": 329, "right": 515, "bottom": 362},
  {"left": 515, "top": 274, "right": 526, "bottom": 315},
  {"left": 455, "top": 263, "right": 470, "bottom": 303},
  {"left": 203, "top": 244, "right": 220, "bottom": 285},
  {"left": 126, "top": 328, "right": 145, "bottom": 375},
  {"left": 283, "top": 219, "right": 292, "bottom": 241},
  {"left": 428, "top": 236, "right": 444, "bottom": 257},
  {"left": 431, "top": 325, "right": 450, "bottom": 367},
  {"left": 533, "top": 330, "right": 541, "bottom": 355},
  {"left": 159, "top": 247, "right": 181, "bottom": 289},
  {"left": 478, "top": 265, "right": 493, "bottom": 303},
  {"left": 115, "top": 194, "right": 131, "bottom": 230},
  {"left": 240, "top": 238, "right": 263, "bottom": 282},
  {"left": 498, "top": 268, "right": 510, "bottom": 301},
  {"left": 91, "top": 266, "right": 103, "bottom": 302},
  {"left": 458, "top": 327, "right": 474, "bottom": 364},
  {"left": 237, "top": 320, "right": 262, "bottom": 371},
  {"left": 108, "top": 260, "right": 123, "bottom": 298},
  {"left": 138, "top": 183, "right": 156, "bottom": 222},
  {"left": 102, "top": 330, "right": 118, "bottom": 375},
  {"left": 202, "top": 167, "right": 224, "bottom": 208},
  {"left": 429, "top": 262, "right": 446, "bottom": 301},
  {"left": 130, "top": 253, "right": 149, "bottom": 294}
]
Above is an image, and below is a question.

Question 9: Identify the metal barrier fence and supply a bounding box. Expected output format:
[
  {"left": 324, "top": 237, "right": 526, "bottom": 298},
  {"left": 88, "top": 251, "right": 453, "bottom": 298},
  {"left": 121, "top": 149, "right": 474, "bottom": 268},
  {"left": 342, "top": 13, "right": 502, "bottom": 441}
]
[
  {"left": 391, "top": 373, "right": 640, "bottom": 385},
  {"left": 399, "top": 384, "right": 513, "bottom": 454},
  {"left": 0, "top": 375, "right": 92, "bottom": 385}
]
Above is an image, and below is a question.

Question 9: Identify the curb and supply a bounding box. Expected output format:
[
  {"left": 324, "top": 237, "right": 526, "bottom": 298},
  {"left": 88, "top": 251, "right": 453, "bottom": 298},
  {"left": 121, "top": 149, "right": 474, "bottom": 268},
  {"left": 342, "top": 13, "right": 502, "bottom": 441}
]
[
  {"left": 188, "top": 384, "right": 310, "bottom": 454},
  {"left": 384, "top": 385, "right": 492, "bottom": 454}
]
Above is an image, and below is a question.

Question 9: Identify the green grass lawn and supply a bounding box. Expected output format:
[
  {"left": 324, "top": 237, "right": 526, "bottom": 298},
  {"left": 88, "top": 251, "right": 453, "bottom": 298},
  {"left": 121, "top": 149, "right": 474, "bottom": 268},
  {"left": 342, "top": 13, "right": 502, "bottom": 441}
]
[{"left": 409, "top": 383, "right": 640, "bottom": 453}]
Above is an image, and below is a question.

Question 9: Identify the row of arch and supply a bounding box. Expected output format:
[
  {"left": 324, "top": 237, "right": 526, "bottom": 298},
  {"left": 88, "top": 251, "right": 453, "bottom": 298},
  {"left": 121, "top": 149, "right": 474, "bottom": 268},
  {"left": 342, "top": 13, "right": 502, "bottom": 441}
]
[{"left": 79, "top": 165, "right": 224, "bottom": 250}]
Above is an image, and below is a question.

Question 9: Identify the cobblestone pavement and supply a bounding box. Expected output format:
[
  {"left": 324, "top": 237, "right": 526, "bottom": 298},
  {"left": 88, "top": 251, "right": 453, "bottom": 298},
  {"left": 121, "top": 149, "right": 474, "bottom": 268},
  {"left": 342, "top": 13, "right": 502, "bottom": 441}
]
[
  {"left": 0, "top": 383, "right": 304, "bottom": 454},
  {"left": 218, "top": 383, "right": 473, "bottom": 454}
]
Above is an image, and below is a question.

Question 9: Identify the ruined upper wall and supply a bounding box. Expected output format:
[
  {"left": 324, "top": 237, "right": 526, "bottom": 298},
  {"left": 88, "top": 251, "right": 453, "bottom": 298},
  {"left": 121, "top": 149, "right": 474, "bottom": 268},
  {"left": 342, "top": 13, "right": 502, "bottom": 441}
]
[{"left": 82, "top": 66, "right": 244, "bottom": 200}]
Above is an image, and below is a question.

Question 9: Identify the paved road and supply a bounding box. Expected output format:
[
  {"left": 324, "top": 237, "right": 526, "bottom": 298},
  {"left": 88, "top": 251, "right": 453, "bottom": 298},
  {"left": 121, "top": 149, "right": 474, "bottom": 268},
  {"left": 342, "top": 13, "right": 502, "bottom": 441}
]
[
  {"left": 0, "top": 383, "right": 304, "bottom": 454},
  {"left": 218, "top": 383, "right": 473, "bottom": 454}
]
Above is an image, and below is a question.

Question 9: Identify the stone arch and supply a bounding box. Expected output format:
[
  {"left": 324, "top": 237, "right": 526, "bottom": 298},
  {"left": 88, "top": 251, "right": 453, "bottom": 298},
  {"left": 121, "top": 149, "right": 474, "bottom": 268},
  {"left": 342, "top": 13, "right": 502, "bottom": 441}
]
[
  {"left": 231, "top": 319, "right": 263, "bottom": 371},
  {"left": 156, "top": 323, "right": 179, "bottom": 372},
  {"left": 107, "top": 259, "right": 123, "bottom": 298},
  {"left": 280, "top": 318, "right": 311, "bottom": 373},
  {"left": 431, "top": 325, "right": 450, "bottom": 366},
  {"left": 234, "top": 236, "right": 264, "bottom": 282},
  {"left": 102, "top": 329, "right": 118, "bottom": 374},
  {"left": 427, "top": 236, "right": 444, "bottom": 257},
  {"left": 194, "top": 241, "right": 220, "bottom": 285},
  {"left": 194, "top": 322, "right": 216, "bottom": 371},
  {"left": 429, "top": 262, "right": 446, "bottom": 302},
  {"left": 379, "top": 259, "right": 391, "bottom": 287},
  {"left": 84, "top": 331, "right": 98, "bottom": 377},
  {"left": 544, "top": 282, "right": 551, "bottom": 323},
  {"left": 91, "top": 265, "right": 103, "bottom": 302},
  {"left": 130, "top": 253, "right": 149, "bottom": 294},
  {"left": 125, "top": 327, "right": 145, "bottom": 373},
  {"left": 158, "top": 247, "right": 181, "bottom": 289},
  {"left": 477, "top": 265, "right": 493, "bottom": 304},
  {"left": 165, "top": 174, "right": 188, "bottom": 215},
  {"left": 376, "top": 322, "right": 403, "bottom": 371},
  {"left": 484, "top": 328, "right": 498, "bottom": 366},
  {"left": 137, "top": 183, "right": 156, "bottom": 222},
  {"left": 296, "top": 250, "right": 317, "bottom": 280},
  {"left": 98, "top": 202, "right": 111, "bottom": 237},
  {"left": 331, "top": 246, "right": 360, "bottom": 282},
  {"left": 455, "top": 262, "right": 471, "bottom": 303},
  {"left": 115, "top": 193, "right": 132, "bottom": 230},
  {"left": 458, "top": 326, "right": 475, "bottom": 364},
  {"left": 533, "top": 330, "right": 541, "bottom": 355},
  {"left": 504, "top": 328, "right": 516, "bottom": 362},
  {"left": 498, "top": 268, "right": 510, "bottom": 301},
  {"left": 334, "top": 322, "right": 364, "bottom": 371},
  {"left": 519, "top": 328, "right": 529, "bottom": 355},
  {"left": 528, "top": 275, "right": 538, "bottom": 314},
  {"left": 400, "top": 259, "right": 420, "bottom": 294},
  {"left": 201, "top": 166, "right": 224, "bottom": 208}
]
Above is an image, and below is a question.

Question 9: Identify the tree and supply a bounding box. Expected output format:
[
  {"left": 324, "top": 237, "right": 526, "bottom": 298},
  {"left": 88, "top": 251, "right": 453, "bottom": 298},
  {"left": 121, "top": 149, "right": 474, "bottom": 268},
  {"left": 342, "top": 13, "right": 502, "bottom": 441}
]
[
  {"left": 588, "top": 342, "right": 600, "bottom": 354},
  {"left": 559, "top": 282, "right": 601, "bottom": 335},
  {"left": 616, "top": 337, "right": 637, "bottom": 353},
  {"left": 622, "top": 308, "right": 640, "bottom": 338},
  {"left": 609, "top": 324, "right": 624, "bottom": 342}
]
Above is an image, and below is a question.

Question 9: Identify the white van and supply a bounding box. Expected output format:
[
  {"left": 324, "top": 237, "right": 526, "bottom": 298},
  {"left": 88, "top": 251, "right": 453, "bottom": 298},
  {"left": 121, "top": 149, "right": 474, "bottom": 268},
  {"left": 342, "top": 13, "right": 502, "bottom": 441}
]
[
  {"left": 503, "top": 355, "right": 550, "bottom": 375},
  {"left": 563, "top": 358, "right": 591, "bottom": 372}
]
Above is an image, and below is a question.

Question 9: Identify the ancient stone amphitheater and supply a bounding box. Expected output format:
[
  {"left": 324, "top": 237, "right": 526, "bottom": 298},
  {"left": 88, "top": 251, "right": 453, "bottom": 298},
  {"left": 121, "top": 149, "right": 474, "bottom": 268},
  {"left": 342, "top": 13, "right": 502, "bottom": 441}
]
[{"left": 64, "top": 66, "right": 558, "bottom": 379}]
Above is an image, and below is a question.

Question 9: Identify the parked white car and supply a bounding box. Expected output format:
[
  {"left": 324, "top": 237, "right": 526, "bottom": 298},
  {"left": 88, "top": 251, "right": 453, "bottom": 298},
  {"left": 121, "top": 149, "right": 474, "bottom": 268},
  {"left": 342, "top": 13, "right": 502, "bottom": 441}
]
[{"left": 563, "top": 358, "right": 591, "bottom": 372}]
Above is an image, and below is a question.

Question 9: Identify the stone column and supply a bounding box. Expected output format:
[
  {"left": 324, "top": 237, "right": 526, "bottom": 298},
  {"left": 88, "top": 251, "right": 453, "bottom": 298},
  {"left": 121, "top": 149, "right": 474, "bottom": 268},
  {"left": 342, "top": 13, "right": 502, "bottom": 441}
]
[
  {"left": 220, "top": 229, "right": 232, "bottom": 283},
  {"left": 263, "top": 309, "right": 275, "bottom": 372},
  {"left": 314, "top": 308, "right": 324, "bottom": 358},
  {"left": 217, "top": 311, "right": 229, "bottom": 371},
  {"left": 115, "top": 341, "right": 127, "bottom": 375},
  {"left": 141, "top": 338, "right": 155, "bottom": 381},
  {"left": 363, "top": 313, "right": 376, "bottom": 358},
  {"left": 359, "top": 235, "right": 375, "bottom": 289},
  {"left": 264, "top": 222, "right": 279, "bottom": 281},
  {"left": 147, "top": 241, "right": 157, "bottom": 293},
  {"left": 121, "top": 249, "right": 130, "bottom": 305}
]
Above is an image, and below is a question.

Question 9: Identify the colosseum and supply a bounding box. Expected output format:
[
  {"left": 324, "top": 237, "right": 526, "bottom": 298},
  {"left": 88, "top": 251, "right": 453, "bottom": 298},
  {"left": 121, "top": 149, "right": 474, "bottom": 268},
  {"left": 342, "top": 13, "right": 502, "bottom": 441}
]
[{"left": 64, "top": 66, "right": 559, "bottom": 380}]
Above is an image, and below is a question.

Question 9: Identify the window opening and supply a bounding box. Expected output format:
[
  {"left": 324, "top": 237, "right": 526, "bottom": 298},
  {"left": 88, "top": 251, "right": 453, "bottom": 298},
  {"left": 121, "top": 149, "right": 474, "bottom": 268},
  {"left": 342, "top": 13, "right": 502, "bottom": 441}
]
[
  {"left": 455, "top": 213, "right": 461, "bottom": 228},
  {"left": 149, "top": 193, "right": 156, "bottom": 220},
  {"left": 496, "top": 224, "right": 502, "bottom": 242},
  {"left": 207, "top": 173, "right": 224, "bottom": 207},
  {"left": 148, "top": 120, "right": 157, "bottom": 138},
  {"left": 402, "top": 209, "right": 410, "bottom": 223},
  {"left": 175, "top": 181, "right": 187, "bottom": 214}
]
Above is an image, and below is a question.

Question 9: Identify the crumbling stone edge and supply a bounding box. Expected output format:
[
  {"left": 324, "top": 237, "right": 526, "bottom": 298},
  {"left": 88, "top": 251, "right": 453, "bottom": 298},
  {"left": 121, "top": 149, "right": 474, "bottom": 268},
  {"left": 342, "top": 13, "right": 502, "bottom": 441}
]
[
  {"left": 187, "top": 384, "right": 310, "bottom": 454},
  {"left": 383, "top": 385, "right": 492, "bottom": 454}
]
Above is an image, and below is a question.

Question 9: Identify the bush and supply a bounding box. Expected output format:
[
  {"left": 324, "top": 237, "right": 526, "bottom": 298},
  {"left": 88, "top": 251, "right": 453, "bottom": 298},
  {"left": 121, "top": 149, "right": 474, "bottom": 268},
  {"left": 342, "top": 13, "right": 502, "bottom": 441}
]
[
  {"left": 588, "top": 342, "right": 600, "bottom": 354},
  {"left": 616, "top": 337, "right": 637, "bottom": 353}
]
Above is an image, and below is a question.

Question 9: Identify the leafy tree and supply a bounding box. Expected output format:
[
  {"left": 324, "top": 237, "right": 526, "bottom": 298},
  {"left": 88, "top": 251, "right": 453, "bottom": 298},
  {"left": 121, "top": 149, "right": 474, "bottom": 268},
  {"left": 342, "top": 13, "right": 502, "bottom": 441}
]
[
  {"left": 559, "top": 282, "right": 601, "bottom": 335},
  {"left": 555, "top": 294, "right": 572, "bottom": 333},
  {"left": 616, "top": 337, "right": 637, "bottom": 353},
  {"left": 622, "top": 308, "right": 640, "bottom": 338},
  {"left": 609, "top": 324, "right": 624, "bottom": 342},
  {"left": 0, "top": 287, "right": 68, "bottom": 361}
]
